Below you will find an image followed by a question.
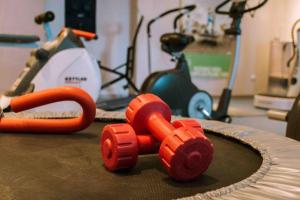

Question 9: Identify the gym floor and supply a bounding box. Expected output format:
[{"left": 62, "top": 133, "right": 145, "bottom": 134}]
[{"left": 222, "top": 97, "right": 286, "bottom": 136}]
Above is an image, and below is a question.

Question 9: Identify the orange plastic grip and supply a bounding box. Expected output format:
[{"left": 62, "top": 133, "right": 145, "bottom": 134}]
[
  {"left": 63, "top": 27, "right": 97, "bottom": 40},
  {"left": 0, "top": 87, "right": 96, "bottom": 133}
]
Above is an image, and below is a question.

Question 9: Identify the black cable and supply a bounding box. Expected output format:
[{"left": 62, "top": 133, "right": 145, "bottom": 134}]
[
  {"left": 243, "top": 0, "right": 268, "bottom": 13},
  {"left": 173, "top": 5, "right": 196, "bottom": 30},
  {"left": 147, "top": 5, "right": 196, "bottom": 37},
  {"left": 215, "top": 0, "right": 231, "bottom": 15},
  {"left": 215, "top": 0, "right": 268, "bottom": 15},
  {"left": 173, "top": 12, "right": 186, "bottom": 31}
]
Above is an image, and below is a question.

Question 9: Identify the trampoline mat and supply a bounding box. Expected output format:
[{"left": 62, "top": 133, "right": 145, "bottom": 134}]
[{"left": 0, "top": 122, "right": 262, "bottom": 200}]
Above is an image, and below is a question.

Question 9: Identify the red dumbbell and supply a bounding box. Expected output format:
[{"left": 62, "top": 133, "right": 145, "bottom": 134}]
[
  {"left": 101, "top": 119, "right": 205, "bottom": 171},
  {"left": 126, "top": 94, "right": 214, "bottom": 181},
  {"left": 101, "top": 123, "right": 159, "bottom": 171},
  {"left": 101, "top": 119, "right": 207, "bottom": 171}
]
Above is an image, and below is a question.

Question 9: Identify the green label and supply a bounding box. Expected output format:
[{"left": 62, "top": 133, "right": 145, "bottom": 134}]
[{"left": 186, "top": 53, "right": 232, "bottom": 78}]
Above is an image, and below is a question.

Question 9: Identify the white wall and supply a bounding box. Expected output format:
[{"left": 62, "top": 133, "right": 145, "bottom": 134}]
[{"left": 0, "top": 0, "right": 45, "bottom": 92}]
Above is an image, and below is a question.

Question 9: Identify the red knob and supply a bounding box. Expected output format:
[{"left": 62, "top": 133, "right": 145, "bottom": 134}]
[
  {"left": 101, "top": 124, "right": 159, "bottom": 171},
  {"left": 126, "top": 94, "right": 214, "bottom": 181}
]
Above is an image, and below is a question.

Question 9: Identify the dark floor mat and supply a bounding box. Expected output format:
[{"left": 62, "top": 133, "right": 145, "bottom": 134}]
[{"left": 0, "top": 122, "right": 262, "bottom": 200}]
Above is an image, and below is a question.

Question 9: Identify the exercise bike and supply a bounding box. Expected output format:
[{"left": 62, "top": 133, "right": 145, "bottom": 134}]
[
  {"left": 141, "top": 0, "right": 268, "bottom": 122},
  {"left": 0, "top": 11, "right": 101, "bottom": 112},
  {"left": 140, "top": 5, "right": 213, "bottom": 117},
  {"left": 98, "top": 6, "right": 201, "bottom": 112},
  {"left": 187, "top": 0, "right": 268, "bottom": 122}
]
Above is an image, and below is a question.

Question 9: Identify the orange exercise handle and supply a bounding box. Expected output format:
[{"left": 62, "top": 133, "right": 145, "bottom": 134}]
[
  {"left": 63, "top": 27, "right": 97, "bottom": 40},
  {"left": 0, "top": 87, "right": 96, "bottom": 133}
]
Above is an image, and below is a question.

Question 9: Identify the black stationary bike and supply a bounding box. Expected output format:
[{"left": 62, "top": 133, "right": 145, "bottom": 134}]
[
  {"left": 141, "top": 5, "right": 213, "bottom": 117},
  {"left": 98, "top": 1, "right": 268, "bottom": 122},
  {"left": 141, "top": 0, "right": 268, "bottom": 122},
  {"left": 202, "top": 0, "right": 268, "bottom": 122}
]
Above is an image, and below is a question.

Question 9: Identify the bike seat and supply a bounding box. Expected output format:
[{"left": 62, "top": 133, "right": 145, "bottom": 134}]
[
  {"left": 0, "top": 34, "right": 40, "bottom": 44},
  {"left": 160, "top": 33, "right": 194, "bottom": 54}
]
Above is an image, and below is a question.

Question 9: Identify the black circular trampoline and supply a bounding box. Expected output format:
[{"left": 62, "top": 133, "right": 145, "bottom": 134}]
[{"left": 0, "top": 112, "right": 300, "bottom": 200}]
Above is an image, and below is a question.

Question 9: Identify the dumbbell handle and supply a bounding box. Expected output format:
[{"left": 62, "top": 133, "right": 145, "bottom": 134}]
[
  {"left": 137, "top": 134, "right": 160, "bottom": 154},
  {"left": 140, "top": 119, "right": 206, "bottom": 153},
  {"left": 102, "top": 133, "right": 159, "bottom": 159},
  {"left": 146, "top": 113, "right": 175, "bottom": 141}
]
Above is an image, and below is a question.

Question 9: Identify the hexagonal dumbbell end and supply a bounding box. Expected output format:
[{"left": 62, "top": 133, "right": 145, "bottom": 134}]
[
  {"left": 101, "top": 124, "right": 139, "bottom": 171},
  {"left": 159, "top": 126, "right": 214, "bottom": 181},
  {"left": 172, "top": 119, "right": 205, "bottom": 136}
]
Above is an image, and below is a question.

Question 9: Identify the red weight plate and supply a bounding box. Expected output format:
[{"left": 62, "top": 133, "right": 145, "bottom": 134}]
[
  {"left": 159, "top": 127, "right": 214, "bottom": 181},
  {"left": 101, "top": 124, "right": 139, "bottom": 171}
]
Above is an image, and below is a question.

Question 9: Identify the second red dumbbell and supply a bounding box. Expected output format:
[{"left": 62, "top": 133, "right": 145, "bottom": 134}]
[{"left": 126, "top": 94, "right": 214, "bottom": 181}]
